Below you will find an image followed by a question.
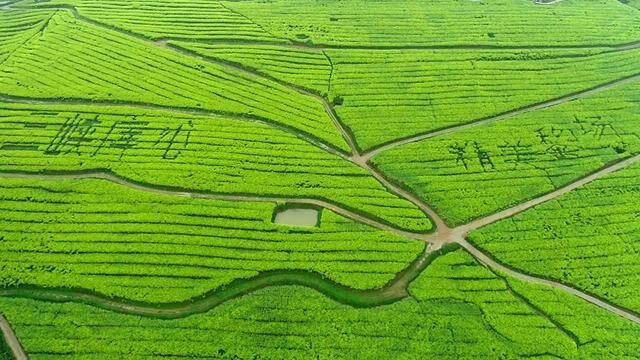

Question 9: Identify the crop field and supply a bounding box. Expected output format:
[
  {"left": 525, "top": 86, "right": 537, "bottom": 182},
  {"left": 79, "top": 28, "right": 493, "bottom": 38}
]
[
  {"left": 469, "top": 162, "right": 640, "bottom": 312},
  {"left": 373, "top": 81, "right": 640, "bottom": 225},
  {"left": 1, "top": 0, "right": 640, "bottom": 359},
  {"left": 0, "top": 177, "right": 425, "bottom": 302},
  {"left": 2, "top": 249, "right": 640, "bottom": 359}
]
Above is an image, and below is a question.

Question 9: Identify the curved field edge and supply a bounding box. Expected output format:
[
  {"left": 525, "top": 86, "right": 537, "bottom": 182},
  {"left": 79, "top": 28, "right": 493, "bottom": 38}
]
[
  {"left": 4, "top": 248, "right": 640, "bottom": 359},
  {"left": 0, "top": 245, "right": 454, "bottom": 320},
  {"left": 467, "top": 161, "right": 640, "bottom": 313}
]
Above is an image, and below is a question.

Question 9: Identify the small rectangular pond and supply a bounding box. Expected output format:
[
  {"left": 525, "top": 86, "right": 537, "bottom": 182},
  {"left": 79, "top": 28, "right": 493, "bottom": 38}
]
[{"left": 273, "top": 206, "right": 320, "bottom": 227}]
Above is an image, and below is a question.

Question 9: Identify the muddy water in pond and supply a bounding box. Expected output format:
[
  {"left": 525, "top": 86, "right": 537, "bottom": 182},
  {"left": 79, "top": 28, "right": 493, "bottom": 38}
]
[{"left": 273, "top": 208, "right": 319, "bottom": 226}]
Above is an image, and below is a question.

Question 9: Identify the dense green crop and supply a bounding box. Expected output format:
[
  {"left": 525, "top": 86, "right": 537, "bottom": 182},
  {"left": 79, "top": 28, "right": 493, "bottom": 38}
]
[
  {"left": 44, "top": 0, "right": 284, "bottom": 41},
  {"left": 2, "top": 250, "right": 640, "bottom": 359},
  {"left": 330, "top": 48, "right": 640, "bottom": 149},
  {"left": 0, "top": 177, "right": 424, "bottom": 302},
  {"left": 0, "top": 10, "right": 349, "bottom": 151},
  {"left": 374, "top": 81, "right": 640, "bottom": 225},
  {"left": 0, "top": 102, "right": 432, "bottom": 232},
  {"left": 0, "top": 10, "right": 52, "bottom": 62},
  {"left": 469, "top": 162, "right": 640, "bottom": 312},
  {"left": 172, "top": 42, "right": 332, "bottom": 95},
  {"left": 224, "top": 0, "right": 640, "bottom": 47},
  {"left": 1, "top": 0, "right": 639, "bottom": 358}
]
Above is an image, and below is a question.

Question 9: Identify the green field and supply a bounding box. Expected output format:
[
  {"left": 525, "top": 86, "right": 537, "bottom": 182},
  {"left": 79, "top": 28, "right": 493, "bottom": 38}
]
[{"left": 1, "top": 0, "right": 639, "bottom": 358}]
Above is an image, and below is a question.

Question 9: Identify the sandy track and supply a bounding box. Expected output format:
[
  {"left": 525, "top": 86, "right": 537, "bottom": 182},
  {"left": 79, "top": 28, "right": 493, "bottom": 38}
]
[{"left": 0, "top": 315, "right": 27, "bottom": 360}]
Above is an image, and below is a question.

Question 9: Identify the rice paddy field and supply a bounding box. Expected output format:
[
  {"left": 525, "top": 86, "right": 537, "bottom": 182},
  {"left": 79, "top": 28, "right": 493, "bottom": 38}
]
[{"left": 1, "top": 0, "right": 639, "bottom": 359}]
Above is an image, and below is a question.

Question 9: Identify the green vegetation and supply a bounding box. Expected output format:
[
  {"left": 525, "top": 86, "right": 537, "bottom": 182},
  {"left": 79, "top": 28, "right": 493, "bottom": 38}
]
[
  {"left": 0, "top": 9, "right": 52, "bottom": 63},
  {"left": 224, "top": 0, "right": 640, "bottom": 47},
  {"left": 374, "top": 81, "right": 640, "bottom": 225},
  {"left": 0, "top": 10, "right": 349, "bottom": 151},
  {"left": 45, "top": 0, "right": 285, "bottom": 41},
  {"left": 329, "top": 48, "right": 640, "bottom": 149},
  {"left": 0, "top": 334, "right": 14, "bottom": 360},
  {"left": 0, "top": 176, "right": 425, "bottom": 302},
  {"left": 170, "top": 44, "right": 640, "bottom": 151},
  {"left": 3, "top": 250, "right": 640, "bottom": 359},
  {"left": 1, "top": 0, "right": 640, "bottom": 358},
  {"left": 469, "top": 161, "right": 640, "bottom": 312},
  {"left": 0, "top": 102, "right": 432, "bottom": 232},
  {"left": 173, "top": 42, "right": 332, "bottom": 94}
]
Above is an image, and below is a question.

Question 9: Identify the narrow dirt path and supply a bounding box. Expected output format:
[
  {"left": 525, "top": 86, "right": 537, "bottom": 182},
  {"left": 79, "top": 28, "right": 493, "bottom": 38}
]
[
  {"left": 362, "top": 73, "right": 640, "bottom": 161},
  {"left": 0, "top": 315, "right": 27, "bottom": 360},
  {"left": 155, "top": 36, "right": 640, "bottom": 52}
]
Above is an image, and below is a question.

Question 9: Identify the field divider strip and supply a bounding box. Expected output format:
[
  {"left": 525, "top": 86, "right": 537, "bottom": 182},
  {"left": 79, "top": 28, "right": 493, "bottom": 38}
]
[
  {"left": 440, "top": 154, "right": 640, "bottom": 325},
  {"left": 150, "top": 37, "right": 640, "bottom": 52},
  {"left": 455, "top": 153, "right": 640, "bottom": 235},
  {"left": 0, "top": 314, "right": 27, "bottom": 360},
  {"left": 362, "top": 72, "right": 640, "bottom": 161}
]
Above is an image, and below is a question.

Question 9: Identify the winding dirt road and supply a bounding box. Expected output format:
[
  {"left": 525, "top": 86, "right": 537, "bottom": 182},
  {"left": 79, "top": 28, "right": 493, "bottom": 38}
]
[{"left": 0, "top": 315, "right": 27, "bottom": 360}]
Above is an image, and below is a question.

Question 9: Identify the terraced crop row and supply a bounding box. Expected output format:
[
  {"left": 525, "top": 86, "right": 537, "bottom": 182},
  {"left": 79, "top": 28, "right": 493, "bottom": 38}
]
[
  {"left": 224, "top": 0, "right": 640, "bottom": 46},
  {"left": 0, "top": 9, "right": 52, "bottom": 64},
  {"left": 46, "top": 0, "right": 282, "bottom": 41},
  {"left": 0, "top": 177, "right": 424, "bottom": 303},
  {"left": 469, "top": 161, "right": 640, "bottom": 313},
  {"left": 374, "top": 81, "right": 640, "bottom": 226},
  {"left": 0, "top": 103, "right": 432, "bottom": 232},
  {"left": 0, "top": 10, "right": 349, "bottom": 151},
  {"left": 172, "top": 42, "right": 332, "bottom": 95},
  {"left": 329, "top": 48, "right": 640, "bottom": 150},
  {"left": 2, "top": 249, "right": 640, "bottom": 359}
]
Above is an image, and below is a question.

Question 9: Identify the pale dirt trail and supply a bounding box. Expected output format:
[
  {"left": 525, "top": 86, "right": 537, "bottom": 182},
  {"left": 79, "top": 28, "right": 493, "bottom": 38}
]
[
  {"left": 362, "top": 73, "right": 640, "bottom": 161},
  {"left": 0, "top": 315, "right": 27, "bottom": 360}
]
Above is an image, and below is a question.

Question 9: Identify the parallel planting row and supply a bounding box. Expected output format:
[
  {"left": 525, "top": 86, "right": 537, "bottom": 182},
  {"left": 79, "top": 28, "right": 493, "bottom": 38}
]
[
  {"left": 0, "top": 9, "right": 52, "bottom": 64},
  {"left": 329, "top": 48, "right": 640, "bottom": 149},
  {"left": 374, "top": 81, "right": 640, "bottom": 225},
  {"left": 470, "top": 162, "right": 640, "bottom": 313},
  {"left": 173, "top": 42, "right": 333, "bottom": 95},
  {"left": 223, "top": 0, "right": 640, "bottom": 47},
  {"left": 173, "top": 43, "right": 640, "bottom": 150},
  {"left": 46, "top": 0, "right": 285, "bottom": 41},
  {"left": 0, "top": 177, "right": 424, "bottom": 303},
  {"left": 0, "top": 10, "right": 349, "bottom": 151},
  {"left": 0, "top": 103, "right": 432, "bottom": 232},
  {"left": 2, "top": 250, "right": 640, "bottom": 359}
]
